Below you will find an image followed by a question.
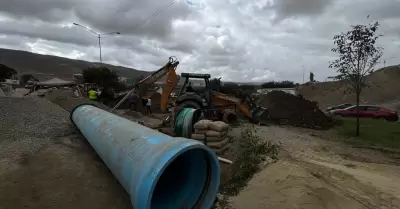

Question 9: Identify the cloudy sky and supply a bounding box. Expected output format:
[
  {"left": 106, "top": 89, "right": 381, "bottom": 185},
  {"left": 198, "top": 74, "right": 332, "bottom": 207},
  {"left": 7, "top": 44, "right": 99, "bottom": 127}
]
[{"left": 0, "top": 0, "right": 399, "bottom": 83}]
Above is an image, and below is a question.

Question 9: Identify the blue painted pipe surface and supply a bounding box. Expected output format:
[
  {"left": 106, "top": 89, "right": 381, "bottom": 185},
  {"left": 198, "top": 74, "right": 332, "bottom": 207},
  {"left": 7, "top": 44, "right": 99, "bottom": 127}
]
[{"left": 71, "top": 105, "right": 220, "bottom": 209}]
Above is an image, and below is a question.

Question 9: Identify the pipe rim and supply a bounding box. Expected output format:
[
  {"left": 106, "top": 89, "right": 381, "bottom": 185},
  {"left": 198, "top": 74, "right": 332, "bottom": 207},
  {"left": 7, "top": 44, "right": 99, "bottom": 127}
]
[
  {"left": 147, "top": 143, "right": 220, "bottom": 209},
  {"left": 69, "top": 103, "right": 97, "bottom": 126}
]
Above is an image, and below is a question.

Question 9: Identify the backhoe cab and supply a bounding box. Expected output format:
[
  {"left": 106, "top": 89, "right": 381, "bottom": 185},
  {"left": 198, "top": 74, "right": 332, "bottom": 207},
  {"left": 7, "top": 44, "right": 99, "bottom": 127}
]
[{"left": 174, "top": 73, "right": 216, "bottom": 117}]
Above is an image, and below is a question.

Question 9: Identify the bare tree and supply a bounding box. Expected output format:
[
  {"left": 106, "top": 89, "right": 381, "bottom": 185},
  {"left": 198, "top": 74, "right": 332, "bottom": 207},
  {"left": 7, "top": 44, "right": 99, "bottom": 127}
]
[{"left": 329, "top": 19, "right": 383, "bottom": 136}]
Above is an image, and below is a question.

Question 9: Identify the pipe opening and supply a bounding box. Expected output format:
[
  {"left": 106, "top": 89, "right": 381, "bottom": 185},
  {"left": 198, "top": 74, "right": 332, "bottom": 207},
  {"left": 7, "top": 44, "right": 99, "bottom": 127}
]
[{"left": 151, "top": 149, "right": 211, "bottom": 209}]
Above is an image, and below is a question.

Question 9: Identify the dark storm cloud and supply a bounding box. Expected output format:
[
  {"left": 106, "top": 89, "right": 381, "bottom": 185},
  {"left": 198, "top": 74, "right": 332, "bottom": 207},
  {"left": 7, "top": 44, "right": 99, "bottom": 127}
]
[
  {"left": 0, "top": 0, "right": 193, "bottom": 40},
  {"left": 74, "top": 0, "right": 193, "bottom": 40},
  {"left": 270, "top": 0, "right": 334, "bottom": 21},
  {"left": 0, "top": 0, "right": 78, "bottom": 22},
  {"left": 1, "top": 0, "right": 400, "bottom": 83},
  {"left": 0, "top": 21, "right": 96, "bottom": 47}
]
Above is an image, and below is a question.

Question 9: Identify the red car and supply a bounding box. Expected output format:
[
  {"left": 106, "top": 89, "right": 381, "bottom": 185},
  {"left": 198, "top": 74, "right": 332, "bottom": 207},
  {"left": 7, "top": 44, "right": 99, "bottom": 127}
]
[{"left": 332, "top": 105, "right": 399, "bottom": 121}]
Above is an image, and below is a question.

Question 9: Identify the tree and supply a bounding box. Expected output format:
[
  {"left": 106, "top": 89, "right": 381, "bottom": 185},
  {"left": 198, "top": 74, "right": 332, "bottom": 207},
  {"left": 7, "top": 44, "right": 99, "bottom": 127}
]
[
  {"left": 209, "top": 77, "right": 222, "bottom": 91},
  {"left": 329, "top": 19, "right": 383, "bottom": 136},
  {"left": 0, "top": 64, "right": 17, "bottom": 82},
  {"left": 309, "top": 72, "right": 315, "bottom": 82},
  {"left": 220, "top": 82, "right": 239, "bottom": 94},
  {"left": 261, "top": 80, "right": 295, "bottom": 88},
  {"left": 82, "top": 67, "right": 119, "bottom": 87},
  {"left": 19, "top": 74, "right": 38, "bottom": 86}
]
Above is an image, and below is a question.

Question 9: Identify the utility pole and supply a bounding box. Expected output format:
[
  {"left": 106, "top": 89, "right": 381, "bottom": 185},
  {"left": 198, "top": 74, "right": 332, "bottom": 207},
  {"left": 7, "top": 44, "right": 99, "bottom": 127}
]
[
  {"left": 383, "top": 56, "right": 396, "bottom": 68},
  {"left": 98, "top": 35, "right": 102, "bottom": 63},
  {"left": 73, "top": 23, "right": 120, "bottom": 63}
]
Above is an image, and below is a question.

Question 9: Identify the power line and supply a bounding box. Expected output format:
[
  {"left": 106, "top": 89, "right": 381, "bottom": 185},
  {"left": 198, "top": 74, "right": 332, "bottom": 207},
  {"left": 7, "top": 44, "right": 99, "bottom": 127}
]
[{"left": 131, "top": 0, "right": 178, "bottom": 30}]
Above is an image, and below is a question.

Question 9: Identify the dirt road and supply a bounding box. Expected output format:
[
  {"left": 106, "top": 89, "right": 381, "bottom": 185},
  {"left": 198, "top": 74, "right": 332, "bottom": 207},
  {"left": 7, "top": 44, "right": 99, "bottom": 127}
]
[
  {"left": 2, "top": 96, "right": 400, "bottom": 209},
  {"left": 229, "top": 125, "right": 400, "bottom": 209}
]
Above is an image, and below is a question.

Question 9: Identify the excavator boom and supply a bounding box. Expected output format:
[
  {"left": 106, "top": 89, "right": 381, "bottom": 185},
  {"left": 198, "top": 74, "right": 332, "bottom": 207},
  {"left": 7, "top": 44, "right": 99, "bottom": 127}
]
[{"left": 110, "top": 57, "right": 179, "bottom": 112}]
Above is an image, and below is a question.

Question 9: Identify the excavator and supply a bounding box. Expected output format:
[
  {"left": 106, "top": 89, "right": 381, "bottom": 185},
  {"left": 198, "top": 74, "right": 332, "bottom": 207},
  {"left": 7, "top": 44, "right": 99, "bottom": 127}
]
[{"left": 110, "top": 56, "right": 268, "bottom": 124}]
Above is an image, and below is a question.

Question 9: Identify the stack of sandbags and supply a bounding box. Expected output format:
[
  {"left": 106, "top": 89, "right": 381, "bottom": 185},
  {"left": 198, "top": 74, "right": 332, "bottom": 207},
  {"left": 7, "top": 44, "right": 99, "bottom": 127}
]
[{"left": 191, "top": 120, "right": 230, "bottom": 154}]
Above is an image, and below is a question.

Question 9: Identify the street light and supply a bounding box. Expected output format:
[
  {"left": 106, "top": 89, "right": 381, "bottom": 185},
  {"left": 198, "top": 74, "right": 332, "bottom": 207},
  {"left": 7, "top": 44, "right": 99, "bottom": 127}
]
[{"left": 73, "top": 23, "right": 120, "bottom": 63}]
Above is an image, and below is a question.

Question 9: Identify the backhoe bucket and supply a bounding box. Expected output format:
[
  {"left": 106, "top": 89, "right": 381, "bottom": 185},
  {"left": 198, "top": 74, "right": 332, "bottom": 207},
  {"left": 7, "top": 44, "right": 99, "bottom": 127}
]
[{"left": 251, "top": 106, "right": 269, "bottom": 125}]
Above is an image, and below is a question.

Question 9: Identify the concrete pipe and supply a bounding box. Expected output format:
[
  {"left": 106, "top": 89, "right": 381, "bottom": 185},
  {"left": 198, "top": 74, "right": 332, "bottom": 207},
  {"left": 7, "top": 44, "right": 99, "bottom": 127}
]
[{"left": 71, "top": 104, "right": 220, "bottom": 209}]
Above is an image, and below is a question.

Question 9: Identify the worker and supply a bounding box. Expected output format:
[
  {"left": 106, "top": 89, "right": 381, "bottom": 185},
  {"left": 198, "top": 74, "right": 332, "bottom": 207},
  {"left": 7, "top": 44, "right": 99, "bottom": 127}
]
[
  {"left": 146, "top": 97, "right": 152, "bottom": 115},
  {"left": 129, "top": 92, "right": 139, "bottom": 111},
  {"left": 88, "top": 88, "right": 98, "bottom": 101},
  {"left": 100, "top": 87, "right": 110, "bottom": 105},
  {"left": 186, "top": 82, "right": 195, "bottom": 92}
]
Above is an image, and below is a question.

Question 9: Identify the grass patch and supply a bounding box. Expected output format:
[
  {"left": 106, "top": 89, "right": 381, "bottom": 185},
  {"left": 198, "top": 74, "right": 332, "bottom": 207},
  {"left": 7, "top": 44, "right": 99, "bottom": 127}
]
[
  {"left": 335, "top": 117, "right": 400, "bottom": 148},
  {"left": 220, "top": 128, "right": 279, "bottom": 196}
]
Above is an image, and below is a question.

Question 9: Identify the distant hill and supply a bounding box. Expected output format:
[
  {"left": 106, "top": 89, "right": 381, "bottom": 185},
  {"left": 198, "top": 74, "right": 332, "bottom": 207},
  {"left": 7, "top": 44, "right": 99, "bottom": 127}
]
[
  {"left": 0, "top": 48, "right": 151, "bottom": 81},
  {"left": 298, "top": 65, "right": 400, "bottom": 111},
  {"left": 0, "top": 48, "right": 266, "bottom": 86}
]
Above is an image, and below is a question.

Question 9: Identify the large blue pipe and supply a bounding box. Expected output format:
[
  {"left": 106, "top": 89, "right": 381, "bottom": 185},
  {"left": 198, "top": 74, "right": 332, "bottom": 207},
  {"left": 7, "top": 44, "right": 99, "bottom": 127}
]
[{"left": 71, "top": 104, "right": 220, "bottom": 209}]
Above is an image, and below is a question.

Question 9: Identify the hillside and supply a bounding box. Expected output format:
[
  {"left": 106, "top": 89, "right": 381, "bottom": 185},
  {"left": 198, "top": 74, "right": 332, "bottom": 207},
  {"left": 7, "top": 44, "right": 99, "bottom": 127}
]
[
  {"left": 0, "top": 48, "right": 151, "bottom": 81},
  {"left": 298, "top": 65, "right": 400, "bottom": 111}
]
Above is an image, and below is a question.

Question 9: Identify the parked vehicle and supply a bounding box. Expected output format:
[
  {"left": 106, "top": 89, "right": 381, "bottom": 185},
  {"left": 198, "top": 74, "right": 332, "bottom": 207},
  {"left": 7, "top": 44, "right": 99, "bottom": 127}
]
[
  {"left": 326, "top": 103, "right": 353, "bottom": 112},
  {"left": 331, "top": 105, "right": 399, "bottom": 121}
]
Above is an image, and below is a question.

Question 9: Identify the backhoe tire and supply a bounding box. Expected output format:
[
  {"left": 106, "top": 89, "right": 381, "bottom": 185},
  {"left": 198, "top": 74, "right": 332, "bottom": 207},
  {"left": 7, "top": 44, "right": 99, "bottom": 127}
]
[{"left": 177, "top": 100, "right": 202, "bottom": 110}]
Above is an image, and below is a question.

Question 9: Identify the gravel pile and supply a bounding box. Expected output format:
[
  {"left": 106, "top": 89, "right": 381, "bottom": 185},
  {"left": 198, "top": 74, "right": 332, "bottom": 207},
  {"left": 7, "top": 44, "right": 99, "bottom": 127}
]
[
  {"left": 0, "top": 96, "right": 132, "bottom": 209},
  {"left": 44, "top": 89, "right": 110, "bottom": 112},
  {"left": 0, "top": 97, "right": 75, "bottom": 161},
  {"left": 258, "top": 91, "right": 334, "bottom": 129}
]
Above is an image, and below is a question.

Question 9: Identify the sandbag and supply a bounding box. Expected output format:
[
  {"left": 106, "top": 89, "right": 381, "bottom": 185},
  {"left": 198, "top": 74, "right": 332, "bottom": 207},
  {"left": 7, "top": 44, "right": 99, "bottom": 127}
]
[
  {"left": 206, "top": 130, "right": 227, "bottom": 137},
  {"left": 191, "top": 134, "right": 226, "bottom": 143},
  {"left": 191, "top": 133, "right": 206, "bottom": 140},
  {"left": 194, "top": 129, "right": 207, "bottom": 134},
  {"left": 193, "top": 119, "right": 212, "bottom": 130},
  {"left": 208, "top": 121, "right": 229, "bottom": 132},
  {"left": 206, "top": 138, "right": 230, "bottom": 149},
  {"left": 194, "top": 129, "right": 227, "bottom": 137},
  {"left": 213, "top": 144, "right": 230, "bottom": 155}
]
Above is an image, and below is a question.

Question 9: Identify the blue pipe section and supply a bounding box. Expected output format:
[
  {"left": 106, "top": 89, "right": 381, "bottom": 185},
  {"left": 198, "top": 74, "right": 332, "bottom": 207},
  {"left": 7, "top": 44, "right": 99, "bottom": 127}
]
[{"left": 71, "top": 104, "right": 220, "bottom": 209}]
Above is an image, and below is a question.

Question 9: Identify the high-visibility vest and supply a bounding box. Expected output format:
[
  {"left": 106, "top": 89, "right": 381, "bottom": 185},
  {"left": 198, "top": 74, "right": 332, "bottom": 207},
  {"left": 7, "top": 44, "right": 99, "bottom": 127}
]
[{"left": 88, "top": 90, "right": 97, "bottom": 100}]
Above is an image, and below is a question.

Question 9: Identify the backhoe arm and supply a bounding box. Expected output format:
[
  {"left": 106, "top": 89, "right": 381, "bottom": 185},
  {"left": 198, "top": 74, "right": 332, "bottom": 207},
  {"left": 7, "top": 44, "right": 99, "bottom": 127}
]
[
  {"left": 110, "top": 57, "right": 179, "bottom": 112},
  {"left": 159, "top": 62, "right": 179, "bottom": 112}
]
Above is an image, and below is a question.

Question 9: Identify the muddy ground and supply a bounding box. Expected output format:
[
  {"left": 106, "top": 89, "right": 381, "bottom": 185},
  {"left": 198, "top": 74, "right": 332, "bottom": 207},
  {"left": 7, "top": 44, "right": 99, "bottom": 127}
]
[
  {"left": 229, "top": 124, "right": 400, "bottom": 209},
  {"left": 1, "top": 97, "right": 400, "bottom": 209}
]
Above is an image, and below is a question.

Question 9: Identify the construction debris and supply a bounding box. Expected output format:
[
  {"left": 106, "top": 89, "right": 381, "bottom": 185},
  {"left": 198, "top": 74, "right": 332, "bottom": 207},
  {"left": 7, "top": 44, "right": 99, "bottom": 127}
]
[{"left": 258, "top": 91, "right": 334, "bottom": 129}]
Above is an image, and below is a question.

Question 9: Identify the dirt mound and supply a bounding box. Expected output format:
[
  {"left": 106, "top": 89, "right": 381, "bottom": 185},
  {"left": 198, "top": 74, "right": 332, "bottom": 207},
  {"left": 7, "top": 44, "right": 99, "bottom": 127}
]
[
  {"left": 44, "top": 89, "right": 110, "bottom": 112},
  {"left": 299, "top": 65, "right": 400, "bottom": 110},
  {"left": 258, "top": 91, "right": 333, "bottom": 129}
]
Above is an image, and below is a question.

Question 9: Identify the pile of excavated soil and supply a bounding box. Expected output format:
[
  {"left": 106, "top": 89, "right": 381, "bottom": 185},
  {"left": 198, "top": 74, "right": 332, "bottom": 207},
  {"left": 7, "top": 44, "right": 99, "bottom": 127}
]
[
  {"left": 258, "top": 91, "right": 334, "bottom": 129},
  {"left": 0, "top": 97, "right": 131, "bottom": 209},
  {"left": 44, "top": 89, "right": 110, "bottom": 112}
]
